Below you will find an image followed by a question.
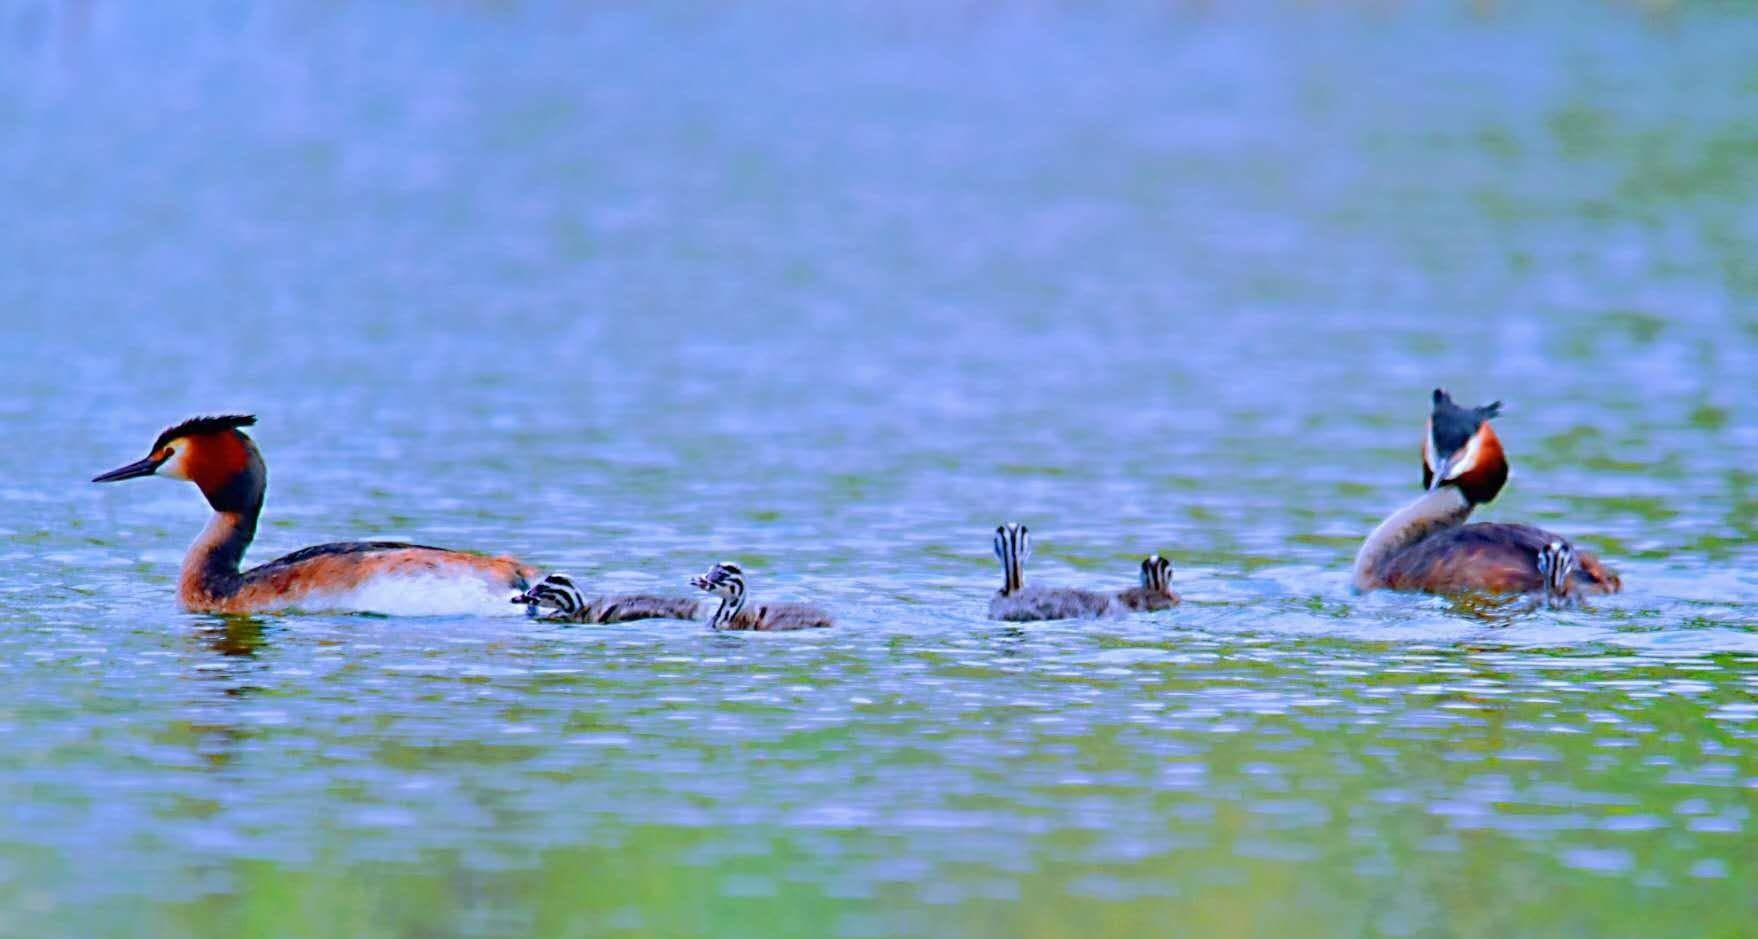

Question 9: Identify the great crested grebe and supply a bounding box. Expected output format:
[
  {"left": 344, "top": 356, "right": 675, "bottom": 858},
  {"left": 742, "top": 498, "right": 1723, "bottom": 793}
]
[
  {"left": 1115, "top": 555, "right": 1180, "bottom": 612},
  {"left": 513, "top": 573, "right": 703, "bottom": 623},
  {"left": 987, "top": 523, "right": 1121, "bottom": 622},
  {"left": 92, "top": 415, "right": 536, "bottom": 614},
  {"left": 689, "top": 562, "right": 833, "bottom": 631},
  {"left": 1351, "top": 390, "right": 1621, "bottom": 598}
]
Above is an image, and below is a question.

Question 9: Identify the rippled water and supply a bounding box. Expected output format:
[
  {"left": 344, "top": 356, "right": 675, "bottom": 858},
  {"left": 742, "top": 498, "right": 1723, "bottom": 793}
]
[{"left": 2, "top": 1, "right": 1755, "bottom": 936}]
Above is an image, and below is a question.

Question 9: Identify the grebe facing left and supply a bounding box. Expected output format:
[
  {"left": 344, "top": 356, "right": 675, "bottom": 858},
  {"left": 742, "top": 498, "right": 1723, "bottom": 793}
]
[
  {"left": 1351, "top": 390, "right": 1621, "bottom": 599},
  {"left": 690, "top": 562, "right": 832, "bottom": 631},
  {"left": 92, "top": 415, "right": 536, "bottom": 614},
  {"left": 514, "top": 573, "right": 703, "bottom": 623}
]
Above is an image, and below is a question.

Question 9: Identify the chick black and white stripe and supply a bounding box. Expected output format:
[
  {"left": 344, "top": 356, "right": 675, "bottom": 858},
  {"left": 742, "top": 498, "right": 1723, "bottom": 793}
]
[
  {"left": 1115, "top": 554, "right": 1180, "bottom": 612},
  {"left": 986, "top": 523, "right": 1121, "bottom": 622},
  {"left": 690, "top": 561, "right": 833, "bottom": 631},
  {"left": 1534, "top": 540, "right": 1578, "bottom": 608},
  {"left": 513, "top": 573, "right": 702, "bottom": 624}
]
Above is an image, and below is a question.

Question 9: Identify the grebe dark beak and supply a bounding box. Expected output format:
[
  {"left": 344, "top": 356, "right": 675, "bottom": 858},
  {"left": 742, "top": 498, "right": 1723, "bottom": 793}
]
[
  {"left": 1426, "top": 456, "right": 1453, "bottom": 491},
  {"left": 92, "top": 455, "right": 166, "bottom": 483}
]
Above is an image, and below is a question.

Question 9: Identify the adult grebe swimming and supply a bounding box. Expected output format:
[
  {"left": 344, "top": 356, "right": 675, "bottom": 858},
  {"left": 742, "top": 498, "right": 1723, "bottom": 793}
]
[
  {"left": 1351, "top": 390, "right": 1621, "bottom": 598},
  {"left": 92, "top": 415, "right": 536, "bottom": 614}
]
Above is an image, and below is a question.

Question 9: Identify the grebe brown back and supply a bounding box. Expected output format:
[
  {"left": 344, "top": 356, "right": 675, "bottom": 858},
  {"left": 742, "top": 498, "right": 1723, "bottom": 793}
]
[
  {"left": 514, "top": 573, "right": 703, "bottom": 623},
  {"left": 987, "top": 524, "right": 1122, "bottom": 622},
  {"left": 92, "top": 415, "right": 536, "bottom": 614},
  {"left": 1351, "top": 390, "right": 1621, "bottom": 598},
  {"left": 690, "top": 562, "right": 832, "bottom": 631}
]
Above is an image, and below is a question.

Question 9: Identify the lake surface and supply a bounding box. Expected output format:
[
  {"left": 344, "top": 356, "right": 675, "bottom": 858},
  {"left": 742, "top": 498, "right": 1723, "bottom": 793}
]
[{"left": 2, "top": 1, "right": 1755, "bottom": 936}]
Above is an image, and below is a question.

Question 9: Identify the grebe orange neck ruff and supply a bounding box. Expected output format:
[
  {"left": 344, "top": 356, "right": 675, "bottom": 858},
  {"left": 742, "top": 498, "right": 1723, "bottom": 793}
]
[{"left": 93, "top": 415, "right": 536, "bottom": 615}]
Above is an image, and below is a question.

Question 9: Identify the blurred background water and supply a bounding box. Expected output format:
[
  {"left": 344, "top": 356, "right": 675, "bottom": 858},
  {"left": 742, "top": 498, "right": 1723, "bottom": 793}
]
[{"left": 1, "top": 1, "right": 1755, "bottom": 936}]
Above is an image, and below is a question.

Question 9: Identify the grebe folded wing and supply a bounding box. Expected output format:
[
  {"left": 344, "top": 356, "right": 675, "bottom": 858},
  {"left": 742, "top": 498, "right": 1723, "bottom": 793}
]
[
  {"left": 989, "top": 585, "right": 1119, "bottom": 622},
  {"left": 1378, "top": 523, "right": 1619, "bottom": 596},
  {"left": 587, "top": 594, "right": 705, "bottom": 623}
]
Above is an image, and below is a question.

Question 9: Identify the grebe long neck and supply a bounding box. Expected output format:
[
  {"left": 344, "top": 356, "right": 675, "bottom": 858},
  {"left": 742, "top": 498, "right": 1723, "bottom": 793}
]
[
  {"left": 1351, "top": 486, "right": 1472, "bottom": 592},
  {"left": 1000, "top": 554, "right": 1022, "bottom": 596},
  {"left": 994, "top": 524, "right": 1028, "bottom": 596},
  {"left": 179, "top": 442, "right": 268, "bottom": 605},
  {"left": 711, "top": 578, "right": 747, "bottom": 629},
  {"left": 180, "top": 500, "right": 262, "bottom": 603}
]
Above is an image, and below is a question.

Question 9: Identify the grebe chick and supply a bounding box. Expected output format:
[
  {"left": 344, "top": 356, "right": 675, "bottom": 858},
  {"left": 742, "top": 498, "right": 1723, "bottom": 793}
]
[
  {"left": 987, "top": 523, "right": 1122, "bottom": 622},
  {"left": 1115, "top": 555, "right": 1180, "bottom": 612},
  {"left": 92, "top": 415, "right": 535, "bottom": 614},
  {"left": 1535, "top": 541, "right": 1578, "bottom": 608},
  {"left": 690, "top": 562, "right": 832, "bottom": 631},
  {"left": 513, "top": 573, "right": 703, "bottom": 623},
  {"left": 1351, "top": 389, "right": 1621, "bottom": 598}
]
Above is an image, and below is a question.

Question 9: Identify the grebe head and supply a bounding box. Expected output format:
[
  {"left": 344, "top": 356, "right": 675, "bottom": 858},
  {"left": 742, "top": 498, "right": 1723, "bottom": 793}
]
[
  {"left": 691, "top": 562, "right": 748, "bottom": 629},
  {"left": 1140, "top": 555, "right": 1174, "bottom": 593},
  {"left": 512, "top": 573, "right": 587, "bottom": 617},
  {"left": 92, "top": 414, "right": 266, "bottom": 512},
  {"left": 691, "top": 562, "right": 747, "bottom": 601},
  {"left": 1535, "top": 540, "right": 1576, "bottom": 605},
  {"left": 1422, "top": 389, "right": 1507, "bottom": 505},
  {"left": 993, "top": 523, "right": 1030, "bottom": 595}
]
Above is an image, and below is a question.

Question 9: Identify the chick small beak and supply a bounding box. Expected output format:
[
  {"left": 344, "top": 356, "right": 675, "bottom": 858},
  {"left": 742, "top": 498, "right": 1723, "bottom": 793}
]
[{"left": 92, "top": 455, "right": 165, "bottom": 483}]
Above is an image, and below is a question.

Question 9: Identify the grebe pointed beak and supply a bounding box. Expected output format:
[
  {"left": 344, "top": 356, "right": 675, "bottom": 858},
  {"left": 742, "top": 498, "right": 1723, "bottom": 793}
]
[
  {"left": 92, "top": 455, "right": 166, "bottom": 483},
  {"left": 1426, "top": 456, "right": 1453, "bottom": 491}
]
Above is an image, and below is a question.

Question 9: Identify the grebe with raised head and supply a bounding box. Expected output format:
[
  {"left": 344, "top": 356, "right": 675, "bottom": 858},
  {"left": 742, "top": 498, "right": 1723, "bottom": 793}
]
[
  {"left": 689, "top": 562, "right": 832, "bottom": 631},
  {"left": 1351, "top": 390, "right": 1621, "bottom": 598},
  {"left": 987, "top": 523, "right": 1122, "bottom": 622},
  {"left": 92, "top": 415, "right": 536, "bottom": 615},
  {"left": 513, "top": 573, "right": 703, "bottom": 623},
  {"left": 1115, "top": 555, "right": 1180, "bottom": 612}
]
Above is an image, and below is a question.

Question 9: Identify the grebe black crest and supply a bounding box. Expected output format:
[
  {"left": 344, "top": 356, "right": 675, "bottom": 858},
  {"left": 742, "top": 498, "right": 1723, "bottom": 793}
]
[
  {"left": 514, "top": 573, "right": 702, "bottom": 624},
  {"left": 690, "top": 562, "right": 833, "bottom": 631},
  {"left": 987, "top": 523, "right": 1122, "bottom": 622},
  {"left": 1352, "top": 390, "right": 1621, "bottom": 599},
  {"left": 1116, "top": 554, "right": 1180, "bottom": 612},
  {"left": 92, "top": 414, "right": 536, "bottom": 614}
]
